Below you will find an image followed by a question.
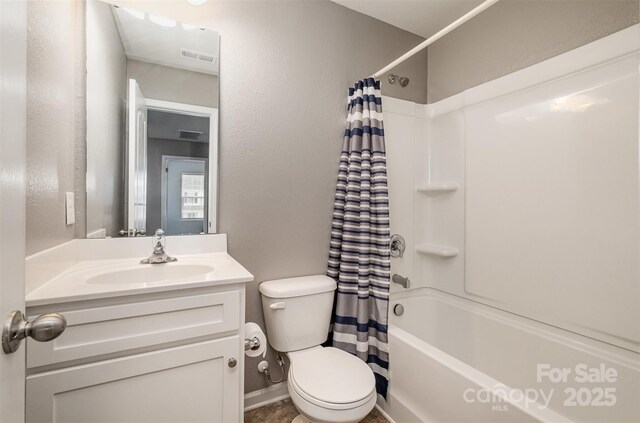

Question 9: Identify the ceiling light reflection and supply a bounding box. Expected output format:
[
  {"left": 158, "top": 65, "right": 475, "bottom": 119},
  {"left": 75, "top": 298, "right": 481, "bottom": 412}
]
[
  {"left": 123, "top": 7, "right": 145, "bottom": 20},
  {"left": 150, "top": 15, "right": 177, "bottom": 27}
]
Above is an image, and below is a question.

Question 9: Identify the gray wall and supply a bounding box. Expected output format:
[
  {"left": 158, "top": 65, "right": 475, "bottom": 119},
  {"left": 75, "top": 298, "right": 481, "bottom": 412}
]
[
  {"left": 111, "top": 0, "right": 428, "bottom": 394},
  {"left": 26, "top": 0, "right": 426, "bottom": 259},
  {"left": 427, "top": 0, "right": 639, "bottom": 102},
  {"left": 22, "top": 0, "right": 639, "bottom": 396},
  {"left": 26, "top": 0, "right": 427, "bottom": 393},
  {"left": 127, "top": 59, "right": 219, "bottom": 108},
  {"left": 146, "top": 138, "right": 209, "bottom": 231},
  {"left": 27, "top": 0, "right": 86, "bottom": 255}
]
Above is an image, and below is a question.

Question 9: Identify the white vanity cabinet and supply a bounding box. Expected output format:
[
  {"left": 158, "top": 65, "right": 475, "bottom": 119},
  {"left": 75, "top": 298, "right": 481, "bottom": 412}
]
[{"left": 25, "top": 284, "right": 246, "bottom": 423}]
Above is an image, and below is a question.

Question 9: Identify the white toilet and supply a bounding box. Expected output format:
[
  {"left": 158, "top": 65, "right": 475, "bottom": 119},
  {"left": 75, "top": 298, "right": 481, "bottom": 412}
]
[{"left": 259, "top": 275, "right": 377, "bottom": 423}]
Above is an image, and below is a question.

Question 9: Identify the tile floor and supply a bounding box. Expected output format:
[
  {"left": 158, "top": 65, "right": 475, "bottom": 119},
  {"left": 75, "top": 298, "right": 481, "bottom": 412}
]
[{"left": 244, "top": 398, "right": 388, "bottom": 423}]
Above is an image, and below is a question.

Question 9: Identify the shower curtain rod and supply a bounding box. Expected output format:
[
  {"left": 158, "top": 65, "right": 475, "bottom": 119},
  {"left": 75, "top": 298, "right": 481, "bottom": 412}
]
[{"left": 371, "top": 0, "right": 500, "bottom": 78}]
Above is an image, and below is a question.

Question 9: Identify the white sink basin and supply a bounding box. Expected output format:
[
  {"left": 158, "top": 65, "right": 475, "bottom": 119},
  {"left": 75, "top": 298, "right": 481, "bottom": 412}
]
[
  {"left": 25, "top": 237, "right": 255, "bottom": 307},
  {"left": 86, "top": 264, "right": 216, "bottom": 285}
]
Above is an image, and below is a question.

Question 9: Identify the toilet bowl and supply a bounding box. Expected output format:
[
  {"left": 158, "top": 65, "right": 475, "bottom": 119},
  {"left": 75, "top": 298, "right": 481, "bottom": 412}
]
[
  {"left": 259, "top": 275, "right": 377, "bottom": 423},
  {"left": 287, "top": 347, "right": 376, "bottom": 423}
]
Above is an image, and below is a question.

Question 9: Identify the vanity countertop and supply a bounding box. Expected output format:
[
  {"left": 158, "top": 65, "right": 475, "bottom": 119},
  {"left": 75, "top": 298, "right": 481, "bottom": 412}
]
[
  {"left": 26, "top": 252, "right": 253, "bottom": 307},
  {"left": 25, "top": 235, "right": 254, "bottom": 307}
]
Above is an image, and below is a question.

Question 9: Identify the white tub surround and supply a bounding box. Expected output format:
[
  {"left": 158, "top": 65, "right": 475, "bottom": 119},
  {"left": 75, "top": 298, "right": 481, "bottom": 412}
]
[
  {"left": 24, "top": 234, "right": 253, "bottom": 423},
  {"left": 421, "top": 24, "right": 640, "bottom": 353},
  {"left": 383, "top": 288, "right": 639, "bottom": 423},
  {"left": 383, "top": 95, "right": 424, "bottom": 297},
  {"left": 382, "top": 24, "right": 640, "bottom": 423}
]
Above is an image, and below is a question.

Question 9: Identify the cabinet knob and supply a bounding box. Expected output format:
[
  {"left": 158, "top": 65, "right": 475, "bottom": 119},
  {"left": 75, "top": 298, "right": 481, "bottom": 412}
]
[{"left": 228, "top": 358, "right": 237, "bottom": 368}]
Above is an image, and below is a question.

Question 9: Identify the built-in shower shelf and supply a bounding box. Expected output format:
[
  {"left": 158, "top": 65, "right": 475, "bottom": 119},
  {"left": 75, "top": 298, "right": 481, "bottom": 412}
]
[
  {"left": 416, "top": 183, "right": 459, "bottom": 193},
  {"left": 415, "top": 243, "right": 459, "bottom": 258}
]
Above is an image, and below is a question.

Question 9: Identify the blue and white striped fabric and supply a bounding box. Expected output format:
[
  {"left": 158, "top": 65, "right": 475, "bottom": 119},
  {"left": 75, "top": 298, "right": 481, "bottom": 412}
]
[{"left": 328, "top": 78, "right": 390, "bottom": 398}]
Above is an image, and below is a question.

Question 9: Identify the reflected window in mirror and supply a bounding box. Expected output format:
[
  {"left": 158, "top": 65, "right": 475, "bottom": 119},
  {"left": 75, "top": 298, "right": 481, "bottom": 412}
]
[{"left": 85, "top": 0, "right": 219, "bottom": 238}]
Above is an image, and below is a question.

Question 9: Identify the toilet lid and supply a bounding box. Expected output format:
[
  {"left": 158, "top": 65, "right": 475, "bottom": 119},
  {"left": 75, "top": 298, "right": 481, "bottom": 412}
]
[{"left": 289, "top": 347, "right": 375, "bottom": 404}]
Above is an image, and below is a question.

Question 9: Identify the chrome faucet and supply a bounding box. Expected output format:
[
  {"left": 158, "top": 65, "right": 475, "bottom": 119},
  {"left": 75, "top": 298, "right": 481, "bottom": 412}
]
[{"left": 141, "top": 229, "right": 177, "bottom": 264}]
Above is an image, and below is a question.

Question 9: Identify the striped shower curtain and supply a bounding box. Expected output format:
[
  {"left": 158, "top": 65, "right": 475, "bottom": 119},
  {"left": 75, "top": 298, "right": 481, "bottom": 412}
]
[{"left": 328, "top": 78, "right": 390, "bottom": 398}]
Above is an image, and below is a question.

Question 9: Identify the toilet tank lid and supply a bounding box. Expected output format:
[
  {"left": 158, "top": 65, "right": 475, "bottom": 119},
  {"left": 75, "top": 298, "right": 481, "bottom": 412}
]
[{"left": 259, "top": 275, "right": 337, "bottom": 298}]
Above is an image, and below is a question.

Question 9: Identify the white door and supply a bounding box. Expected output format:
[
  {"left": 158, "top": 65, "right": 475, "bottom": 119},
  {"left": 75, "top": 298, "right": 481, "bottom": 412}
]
[
  {"left": 0, "top": 1, "right": 27, "bottom": 421},
  {"left": 126, "top": 79, "right": 148, "bottom": 235}
]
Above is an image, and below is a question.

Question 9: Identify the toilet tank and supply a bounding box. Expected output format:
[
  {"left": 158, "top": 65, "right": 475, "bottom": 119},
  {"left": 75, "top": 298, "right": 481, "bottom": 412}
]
[{"left": 259, "top": 275, "right": 337, "bottom": 352}]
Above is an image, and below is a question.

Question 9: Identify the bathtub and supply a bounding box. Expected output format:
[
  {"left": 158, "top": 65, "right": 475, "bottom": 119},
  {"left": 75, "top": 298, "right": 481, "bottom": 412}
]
[{"left": 378, "top": 288, "right": 640, "bottom": 423}]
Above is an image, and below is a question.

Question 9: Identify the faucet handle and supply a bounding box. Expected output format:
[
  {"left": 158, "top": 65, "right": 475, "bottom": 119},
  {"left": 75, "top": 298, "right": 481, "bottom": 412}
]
[
  {"left": 141, "top": 229, "right": 176, "bottom": 264},
  {"left": 152, "top": 229, "right": 165, "bottom": 252}
]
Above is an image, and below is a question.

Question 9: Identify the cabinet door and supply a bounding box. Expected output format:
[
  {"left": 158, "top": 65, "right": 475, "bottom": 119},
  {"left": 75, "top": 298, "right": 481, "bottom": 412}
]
[{"left": 26, "top": 337, "right": 241, "bottom": 423}]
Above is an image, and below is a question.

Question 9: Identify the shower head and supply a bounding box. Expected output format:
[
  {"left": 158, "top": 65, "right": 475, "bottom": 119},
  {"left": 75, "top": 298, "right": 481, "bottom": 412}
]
[{"left": 387, "top": 74, "right": 410, "bottom": 87}]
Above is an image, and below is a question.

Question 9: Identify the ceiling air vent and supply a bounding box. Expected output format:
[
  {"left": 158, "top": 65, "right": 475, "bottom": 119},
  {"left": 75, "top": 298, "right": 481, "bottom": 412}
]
[
  {"left": 177, "top": 130, "right": 203, "bottom": 142},
  {"left": 181, "top": 48, "right": 217, "bottom": 65}
]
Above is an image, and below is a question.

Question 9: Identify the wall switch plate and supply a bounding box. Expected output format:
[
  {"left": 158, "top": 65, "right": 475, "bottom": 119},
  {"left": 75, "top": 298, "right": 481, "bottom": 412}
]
[{"left": 65, "top": 192, "right": 75, "bottom": 225}]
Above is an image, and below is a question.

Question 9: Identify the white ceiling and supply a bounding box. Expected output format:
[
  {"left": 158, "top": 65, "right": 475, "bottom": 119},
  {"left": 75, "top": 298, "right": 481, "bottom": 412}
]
[
  {"left": 112, "top": 6, "right": 219, "bottom": 76},
  {"left": 331, "top": 0, "right": 485, "bottom": 39}
]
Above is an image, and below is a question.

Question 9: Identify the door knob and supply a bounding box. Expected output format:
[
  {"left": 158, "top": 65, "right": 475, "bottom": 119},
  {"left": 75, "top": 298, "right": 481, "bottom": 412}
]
[
  {"left": 2, "top": 310, "right": 67, "bottom": 354},
  {"left": 228, "top": 358, "right": 237, "bottom": 368}
]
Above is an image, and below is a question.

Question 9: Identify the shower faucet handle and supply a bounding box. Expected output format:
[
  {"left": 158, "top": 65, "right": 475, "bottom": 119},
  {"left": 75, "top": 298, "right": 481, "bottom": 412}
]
[{"left": 390, "top": 234, "right": 406, "bottom": 258}]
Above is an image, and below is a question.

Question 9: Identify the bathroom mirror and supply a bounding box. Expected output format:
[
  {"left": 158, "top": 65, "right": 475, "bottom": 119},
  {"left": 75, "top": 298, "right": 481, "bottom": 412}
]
[{"left": 85, "top": 0, "right": 219, "bottom": 238}]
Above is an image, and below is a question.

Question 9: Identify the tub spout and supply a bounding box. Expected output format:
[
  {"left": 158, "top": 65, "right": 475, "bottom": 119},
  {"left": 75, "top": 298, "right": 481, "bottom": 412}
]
[{"left": 392, "top": 274, "right": 410, "bottom": 289}]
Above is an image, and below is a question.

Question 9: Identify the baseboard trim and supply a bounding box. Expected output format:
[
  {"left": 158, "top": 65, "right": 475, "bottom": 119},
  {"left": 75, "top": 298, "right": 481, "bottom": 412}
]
[
  {"left": 375, "top": 403, "right": 396, "bottom": 423},
  {"left": 244, "top": 382, "right": 290, "bottom": 412}
]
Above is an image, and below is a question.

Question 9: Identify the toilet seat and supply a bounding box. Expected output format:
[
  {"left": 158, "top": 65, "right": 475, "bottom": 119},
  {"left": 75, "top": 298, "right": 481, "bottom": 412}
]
[
  {"left": 288, "top": 347, "right": 376, "bottom": 410},
  {"left": 289, "top": 372, "right": 375, "bottom": 411}
]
